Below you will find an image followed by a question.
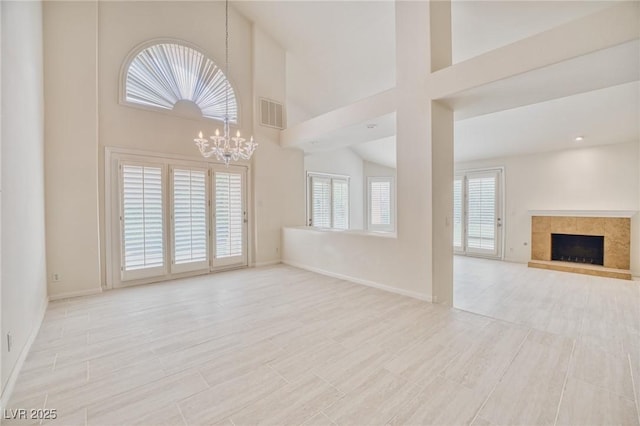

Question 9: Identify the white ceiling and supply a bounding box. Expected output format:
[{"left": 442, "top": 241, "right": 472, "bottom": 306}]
[
  {"left": 234, "top": 1, "right": 639, "bottom": 165},
  {"left": 349, "top": 80, "right": 640, "bottom": 167},
  {"left": 234, "top": 1, "right": 396, "bottom": 119},
  {"left": 455, "top": 81, "right": 640, "bottom": 163},
  {"left": 451, "top": 0, "right": 615, "bottom": 63}
]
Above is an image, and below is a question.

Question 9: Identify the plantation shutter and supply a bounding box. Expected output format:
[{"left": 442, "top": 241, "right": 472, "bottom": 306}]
[
  {"left": 368, "top": 178, "right": 392, "bottom": 231},
  {"left": 121, "top": 163, "right": 165, "bottom": 280},
  {"left": 453, "top": 176, "right": 463, "bottom": 250},
  {"left": 171, "top": 168, "right": 208, "bottom": 273},
  {"left": 310, "top": 176, "right": 331, "bottom": 228},
  {"left": 215, "top": 171, "right": 243, "bottom": 259},
  {"left": 332, "top": 179, "right": 349, "bottom": 230},
  {"left": 466, "top": 171, "right": 498, "bottom": 253}
]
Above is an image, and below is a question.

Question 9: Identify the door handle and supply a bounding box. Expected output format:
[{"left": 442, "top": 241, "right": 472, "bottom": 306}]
[{"left": 497, "top": 218, "right": 503, "bottom": 227}]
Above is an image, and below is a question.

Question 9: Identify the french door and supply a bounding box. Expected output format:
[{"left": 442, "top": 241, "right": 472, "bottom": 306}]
[
  {"left": 453, "top": 169, "right": 503, "bottom": 258},
  {"left": 211, "top": 167, "right": 247, "bottom": 268},
  {"left": 116, "top": 156, "right": 247, "bottom": 286}
]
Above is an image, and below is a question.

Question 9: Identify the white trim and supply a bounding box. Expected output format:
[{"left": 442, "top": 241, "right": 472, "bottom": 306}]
[
  {"left": 0, "top": 297, "right": 48, "bottom": 411},
  {"left": 48, "top": 288, "right": 103, "bottom": 301},
  {"left": 282, "top": 260, "right": 432, "bottom": 302},
  {"left": 528, "top": 210, "right": 638, "bottom": 218},
  {"left": 253, "top": 260, "right": 281, "bottom": 267}
]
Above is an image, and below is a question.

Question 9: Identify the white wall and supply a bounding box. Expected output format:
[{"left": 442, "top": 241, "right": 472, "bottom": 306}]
[
  {"left": 43, "top": 1, "right": 302, "bottom": 296},
  {"left": 304, "top": 148, "right": 364, "bottom": 229},
  {"left": 1, "top": 0, "right": 48, "bottom": 397},
  {"left": 363, "top": 161, "right": 397, "bottom": 179},
  {"left": 456, "top": 141, "right": 640, "bottom": 276},
  {"left": 44, "top": 1, "right": 101, "bottom": 299},
  {"left": 252, "top": 25, "right": 305, "bottom": 265}
]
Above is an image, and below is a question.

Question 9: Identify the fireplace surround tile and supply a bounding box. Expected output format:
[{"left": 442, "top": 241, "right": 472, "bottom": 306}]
[
  {"left": 532, "top": 216, "right": 551, "bottom": 233},
  {"left": 604, "top": 218, "right": 630, "bottom": 241},
  {"left": 575, "top": 217, "right": 605, "bottom": 236},
  {"left": 604, "top": 239, "right": 631, "bottom": 270},
  {"left": 550, "top": 217, "right": 577, "bottom": 234},
  {"left": 532, "top": 232, "right": 551, "bottom": 260}
]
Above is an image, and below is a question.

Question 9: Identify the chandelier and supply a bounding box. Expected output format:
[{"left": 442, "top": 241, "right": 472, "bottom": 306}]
[{"left": 194, "top": 0, "right": 257, "bottom": 166}]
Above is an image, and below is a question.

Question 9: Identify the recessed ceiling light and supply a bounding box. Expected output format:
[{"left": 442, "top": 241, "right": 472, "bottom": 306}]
[
  {"left": 574, "top": 136, "right": 584, "bottom": 142},
  {"left": 366, "top": 123, "right": 377, "bottom": 129}
]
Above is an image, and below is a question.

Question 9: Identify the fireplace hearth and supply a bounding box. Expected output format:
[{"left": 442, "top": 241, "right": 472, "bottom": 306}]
[{"left": 551, "top": 233, "right": 604, "bottom": 266}]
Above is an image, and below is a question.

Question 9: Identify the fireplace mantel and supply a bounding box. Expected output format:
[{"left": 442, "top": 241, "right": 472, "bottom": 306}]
[{"left": 528, "top": 210, "right": 637, "bottom": 218}]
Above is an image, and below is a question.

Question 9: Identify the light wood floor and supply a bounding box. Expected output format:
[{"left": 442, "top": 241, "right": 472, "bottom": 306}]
[{"left": 6, "top": 259, "right": 640, "bottom": 426}]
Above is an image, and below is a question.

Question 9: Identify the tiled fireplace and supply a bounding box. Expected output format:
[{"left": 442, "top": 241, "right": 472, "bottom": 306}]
[{"left": 528, "top": 214, "right": 632, "bottom": 280}]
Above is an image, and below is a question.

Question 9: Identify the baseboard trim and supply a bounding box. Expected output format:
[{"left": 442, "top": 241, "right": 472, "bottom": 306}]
[
  {"left": 253, "top": 260, "right": 281, "bottom": 267},
  {"left": 0, "top": 296, "right": 48, "bottom": 410},
  {"left": 282, "top": 260, "right": 432, "bottom": 302},
  {"left": 48, "top": 287, "right": 102, "bottom": 301}
]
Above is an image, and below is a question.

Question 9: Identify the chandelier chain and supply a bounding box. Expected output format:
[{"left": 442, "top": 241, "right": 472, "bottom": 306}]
[{"left": 225, "top": 0, "right": 229, "bottom": 121}]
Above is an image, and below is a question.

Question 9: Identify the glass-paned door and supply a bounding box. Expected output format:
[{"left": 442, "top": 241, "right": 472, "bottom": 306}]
[
  {"left": 120, "top": 162, "right": 166, "bottom": 281},
  {"left": 211, "top": 166, "right": 247, "bottom": 269},
  {"left": 171, "top": 167, "right": 209, "bottom": 274},
  {"left": 454, "top": 169, "right": 503, "bottom": 258}
]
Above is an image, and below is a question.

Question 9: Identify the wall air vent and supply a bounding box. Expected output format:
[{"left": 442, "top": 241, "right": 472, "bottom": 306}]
[{"left": 259, "top": 98, "right": 285, "bottom": 129}]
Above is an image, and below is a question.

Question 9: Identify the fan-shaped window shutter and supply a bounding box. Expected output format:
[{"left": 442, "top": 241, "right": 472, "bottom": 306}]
[
  {"left": 171, "top": 167, "right": 209, "bottom": 273},
  {"left": 120, "top": 163, "right": 165, "bottom": 281},
  {"left": 124, "top": 42, "right": 238, "bottom": 122}
]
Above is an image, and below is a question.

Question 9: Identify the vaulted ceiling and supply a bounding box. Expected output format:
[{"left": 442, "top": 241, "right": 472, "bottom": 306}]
[{"left": 234, "top": 1, "right": 639, "bottom": 164}]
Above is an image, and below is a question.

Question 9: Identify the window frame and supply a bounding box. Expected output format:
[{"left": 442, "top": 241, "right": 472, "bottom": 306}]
[
  {"left": 306, "top": 172, "right": 350, "bottom": 230},
  {"left": 366, "top": 176, "right": 395, "bottom": 232}
]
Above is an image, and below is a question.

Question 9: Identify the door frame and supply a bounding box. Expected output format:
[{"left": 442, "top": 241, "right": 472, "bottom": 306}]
[
  {"left": 453, "top": 166, "right": 505, "bottom": 260},
  {"left": 210, "top": 165, "right": 249, "bottom": 270},
  {"left": 105, "top": 146, "right": 252, "bottom": 290}
]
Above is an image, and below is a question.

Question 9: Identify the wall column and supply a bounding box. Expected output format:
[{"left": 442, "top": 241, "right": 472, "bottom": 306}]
[{"left": 395, "top": 0, "right": 453, "bottom": 305}]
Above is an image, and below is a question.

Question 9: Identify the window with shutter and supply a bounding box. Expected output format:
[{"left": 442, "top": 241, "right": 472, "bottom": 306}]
[
  {"left": 215, "top": 171, "right": 244, "bottom": 259},
  {"left": 367, "top": 177, "right": 393, "bottom": 232},
  {"left": 311, "top": 176, "right": 331, "bottom": 228},
  {"left": 453, "top": 176, "right": 463, "bottom": 250},
  {"left": 332, "top": 179, "right": 349, "bottom": 230},
  {"left": 172, "top": 168, "right": 208, "bottom": 273},
  {"left": 121, "top": 163, "right": 165, "bottom": 280},
  {"left": 307, "top": 173, "right": 350, "bottom": 230}
]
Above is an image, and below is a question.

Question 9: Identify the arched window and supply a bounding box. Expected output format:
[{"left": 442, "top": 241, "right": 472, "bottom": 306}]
[{"left": 122, "top": 41, "right": 238, "bottom": 123}]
